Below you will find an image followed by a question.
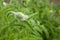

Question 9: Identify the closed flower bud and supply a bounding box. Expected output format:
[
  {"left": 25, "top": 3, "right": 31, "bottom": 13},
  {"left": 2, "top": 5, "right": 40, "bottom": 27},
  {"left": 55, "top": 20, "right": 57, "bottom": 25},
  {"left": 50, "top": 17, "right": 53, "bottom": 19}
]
[
  {"left": 3, "top": 2, "right": 7, "bottom": 6},
  {"left": 10, "top": 11, "right": 29, "bottom": 21}
]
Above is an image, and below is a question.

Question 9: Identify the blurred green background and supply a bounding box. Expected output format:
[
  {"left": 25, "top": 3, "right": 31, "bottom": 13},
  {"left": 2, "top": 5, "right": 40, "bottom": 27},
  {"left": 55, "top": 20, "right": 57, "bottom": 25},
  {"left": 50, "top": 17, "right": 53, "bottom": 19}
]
[{"left": 0, "top": 0, "right": 60, "bottom": 40}]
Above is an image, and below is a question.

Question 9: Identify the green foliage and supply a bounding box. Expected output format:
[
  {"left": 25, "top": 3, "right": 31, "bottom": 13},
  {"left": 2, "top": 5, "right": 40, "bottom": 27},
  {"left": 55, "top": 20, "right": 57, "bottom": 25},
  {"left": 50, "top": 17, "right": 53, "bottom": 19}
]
[{"left": 0, "top": 0, "right": 60, "bottom": 40}]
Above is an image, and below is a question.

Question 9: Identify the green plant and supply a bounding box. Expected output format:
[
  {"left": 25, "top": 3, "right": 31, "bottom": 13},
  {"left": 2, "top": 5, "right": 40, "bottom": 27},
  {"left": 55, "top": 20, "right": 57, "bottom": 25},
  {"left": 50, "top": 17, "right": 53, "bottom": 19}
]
[{"left": 0, "top": 0, "right": 60, "bottom": 40}]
